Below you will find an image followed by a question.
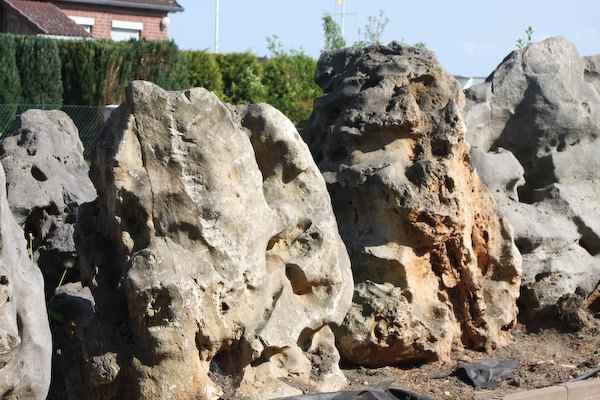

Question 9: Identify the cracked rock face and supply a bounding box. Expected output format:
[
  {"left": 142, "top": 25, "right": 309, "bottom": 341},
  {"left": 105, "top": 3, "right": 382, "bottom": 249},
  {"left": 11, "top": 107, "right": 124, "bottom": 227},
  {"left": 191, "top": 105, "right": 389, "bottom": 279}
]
[
  {"left": 0, "top": 110, "right": 96, "bottom": 297},
  {"left": 465, "top": 37, "right": 600, "bottom": 324},
  {"left": 75, "top": 81, "right": 353, "bottom": 400},
  {"left": 0, "top": 161, "right": 52, "bottom": 399},
  {"left": 303, "top": 43, "right": 522, "bottom": 367}
]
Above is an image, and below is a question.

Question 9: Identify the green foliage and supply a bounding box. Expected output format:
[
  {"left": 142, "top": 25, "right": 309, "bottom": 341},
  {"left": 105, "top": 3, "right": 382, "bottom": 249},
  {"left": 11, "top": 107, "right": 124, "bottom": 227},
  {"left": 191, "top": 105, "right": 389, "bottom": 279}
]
[
  {"left": 262, "top": 52, "right": 321, "bottom": 126},
  {"left": 0, "top": 35, "right": 21, "bottom": 133},
  {"left": 180, "top": 50, "right": 223, "bottom": 95},
  {"left": 517, "top": 26, "right": 535, "bottom": 49},
  {"left": 15, "top": 36, "right": 63, "bottom": 105},
  {"left": 0, "top": 33, "right": 320, "bottom": 125},
  {"left": 216, "top": 52, "right": 267, "bottom": 103},
  {"left": 266, "top": 35, "right": 286, "bottom": 57},
  {"left": 128, "top": 39, "right": 181, "bottom": 90},
  {"left": 59, "top": 39, "right": 130, "bottom": 105},
  {"left": 356, "top": 10, "right": 389, "bottom": 47},
  {"left": 59, "top": 39, "right": 184, "bottom": 104},
  {"left": 0, "top": 35, "right": 21, "bottom": 104},
  {"left": 181, "top": 40, "right": 320, "bottom": 124},
  {"left": 322, "top": 14, "right": 346, "bottom": 51}
]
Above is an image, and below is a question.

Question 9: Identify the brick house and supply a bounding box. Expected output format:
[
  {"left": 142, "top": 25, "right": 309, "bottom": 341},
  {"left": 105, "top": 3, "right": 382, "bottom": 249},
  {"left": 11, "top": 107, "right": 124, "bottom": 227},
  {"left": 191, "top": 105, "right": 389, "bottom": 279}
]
[{"left": 0, "top": 0, "right": 183, "bottom": 40}]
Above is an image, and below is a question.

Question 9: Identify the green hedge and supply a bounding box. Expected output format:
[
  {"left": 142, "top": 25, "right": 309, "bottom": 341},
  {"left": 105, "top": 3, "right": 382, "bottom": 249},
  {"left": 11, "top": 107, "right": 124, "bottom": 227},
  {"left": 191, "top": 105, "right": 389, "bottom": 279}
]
[
  {"left": 0, "top": 33, "right": 321, "bottom": 125},
  {"left": 0, "top": 35, "right": 21, "bottom": 132},
  {"left": 178, "top": 51, "right": 321, "bottom": 125},
  {"left": 59, "top": 39, "right": 182, "bottom": 105},
  {"left": 180, "top": 50, "right": 223, "bottom": 96},
  {"left": 16, "top": 36, "right": 63, "bottom": 105}
]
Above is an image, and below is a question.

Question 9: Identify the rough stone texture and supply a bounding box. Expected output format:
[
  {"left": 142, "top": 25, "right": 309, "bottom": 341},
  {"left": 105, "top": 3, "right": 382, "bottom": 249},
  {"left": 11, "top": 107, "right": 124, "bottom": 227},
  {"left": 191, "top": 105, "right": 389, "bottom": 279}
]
[
  {"left": 75, "top": 81, "right": 353, "bottom": 400},
  {"left": 47, "top": 283, "right": 96, "bottom": 400},
  {"left": 0, "top": 110, "right": 96, "bottom": 297},
  {"left": 465, "top": 37, "right": 600, "bottom": 323},
  {"left": 302, "top": 43, "right": 522, "bottom": 367},
  {"left": 0, "top": 162, "right": 52, "bottom": 399}
]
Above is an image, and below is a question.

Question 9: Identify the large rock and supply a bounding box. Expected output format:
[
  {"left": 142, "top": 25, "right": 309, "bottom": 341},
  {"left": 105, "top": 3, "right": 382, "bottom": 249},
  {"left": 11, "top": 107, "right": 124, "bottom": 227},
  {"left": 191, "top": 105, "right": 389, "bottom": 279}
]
[
  {"left": 0, "top": 162, "right": 52, "bottom": 399},
  {"left": 302, "top": 43, "right": 522, "bottom": 367},
  {"left": 0, "top": 110, "right": 96, "bottom": 297},
  {"left": 465, "top": 37, "right": 600, "bottom": 323},
  {"left": 74, "top": 81, "right": 353, "bottom": 400}
]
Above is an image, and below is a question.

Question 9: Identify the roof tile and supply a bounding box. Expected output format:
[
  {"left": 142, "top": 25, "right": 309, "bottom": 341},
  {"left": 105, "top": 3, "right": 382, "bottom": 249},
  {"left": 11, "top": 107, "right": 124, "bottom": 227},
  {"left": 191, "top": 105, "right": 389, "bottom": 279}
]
[
  {"left": 56, "top": 0, "right": 183, "bottom": 12},
  {"left": 4, "top": 0, "right": 91, "bottom": 37}
]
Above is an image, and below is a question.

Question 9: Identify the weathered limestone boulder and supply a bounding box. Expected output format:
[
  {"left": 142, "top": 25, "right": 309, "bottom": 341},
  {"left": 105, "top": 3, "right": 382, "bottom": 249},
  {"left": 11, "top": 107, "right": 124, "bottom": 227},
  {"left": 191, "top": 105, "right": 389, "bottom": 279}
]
[
  {"left": 75, "top": 81, "right": 353, "bottom": 400},
  {"left": 465, "top": 37, "right": 600, "bottom": 324},
  {"left": 0, "top": 110, "right": 96, "bottom": 297},
  {"left": 0, "top": 162, "right": 52, "bottom": 399},
  {"left": 303, "top": 43, "right": 522, "bottom": 367}
]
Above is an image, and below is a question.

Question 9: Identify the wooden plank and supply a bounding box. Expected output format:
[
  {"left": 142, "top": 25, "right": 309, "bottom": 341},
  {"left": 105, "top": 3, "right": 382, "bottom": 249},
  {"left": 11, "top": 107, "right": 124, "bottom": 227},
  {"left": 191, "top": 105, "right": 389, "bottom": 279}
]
[
  {"left": 503, "top": 386, "right": 568, "bottom": 400},
  {"left": 566, "top": 379, "right": 600, "bottom": 400}
]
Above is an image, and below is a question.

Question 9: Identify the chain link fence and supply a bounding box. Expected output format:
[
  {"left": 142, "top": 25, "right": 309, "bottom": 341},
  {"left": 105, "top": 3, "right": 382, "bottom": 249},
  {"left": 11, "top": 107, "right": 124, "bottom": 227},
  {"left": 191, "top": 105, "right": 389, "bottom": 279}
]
[{"left": 0, "top": 104, "right": 112, "bottom": 156}]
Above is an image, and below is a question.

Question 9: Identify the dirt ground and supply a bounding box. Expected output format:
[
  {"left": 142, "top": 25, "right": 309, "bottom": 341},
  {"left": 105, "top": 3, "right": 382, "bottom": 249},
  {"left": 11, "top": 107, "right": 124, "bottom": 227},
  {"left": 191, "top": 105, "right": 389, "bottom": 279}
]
[{"left": 342, "top": 324, "right": 600, "bottom": 400}]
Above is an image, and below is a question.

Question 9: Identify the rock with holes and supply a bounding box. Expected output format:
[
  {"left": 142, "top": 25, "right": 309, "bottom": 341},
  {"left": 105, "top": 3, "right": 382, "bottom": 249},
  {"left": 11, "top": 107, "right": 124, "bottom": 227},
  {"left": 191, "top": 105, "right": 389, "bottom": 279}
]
[
  {"left": 465, "top": 37, "right": 600, "bottom": 325},
  {"left": 302, "top": 43, "right": 522, "bottom": 367},
  {"left": 0, "top": 110, "right": 96, "bottom": 298},
  {"left": 0, "top": 161, "right": 52, "bottom": 399},
  {"left": 74, "top": 81, "right": 353, "bottom": 400}
]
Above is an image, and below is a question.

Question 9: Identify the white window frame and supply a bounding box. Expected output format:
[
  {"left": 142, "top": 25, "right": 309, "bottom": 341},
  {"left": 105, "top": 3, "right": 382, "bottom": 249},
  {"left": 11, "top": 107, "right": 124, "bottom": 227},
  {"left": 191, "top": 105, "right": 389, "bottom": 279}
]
[
  {"left": 111, "top": 20, "right": 143, "bottom": 41},
  {"left": 112, "top": 20, "right": 143, "bottom": 31},
  {"left": 69, "top": 16, "right": 95, "bottom": 33}
]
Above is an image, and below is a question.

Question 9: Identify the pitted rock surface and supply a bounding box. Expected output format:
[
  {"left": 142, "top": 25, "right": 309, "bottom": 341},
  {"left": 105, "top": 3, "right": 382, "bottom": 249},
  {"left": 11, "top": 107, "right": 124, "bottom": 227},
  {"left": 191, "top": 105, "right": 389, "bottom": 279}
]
[
  {"left": 303, "top": 43, "right": 522, "bottom": 367},
  {"left": 0, "top": 161, "right": 51, "bottom": 399},
  {"left": 465, "top": 37, "right": 600, "bottom": 323},
  {"left": 0, "top": 110, "right": 96, "bottom": 297},
  {"left": 75, "top": 81, "right": 353, "bottom": 400}
]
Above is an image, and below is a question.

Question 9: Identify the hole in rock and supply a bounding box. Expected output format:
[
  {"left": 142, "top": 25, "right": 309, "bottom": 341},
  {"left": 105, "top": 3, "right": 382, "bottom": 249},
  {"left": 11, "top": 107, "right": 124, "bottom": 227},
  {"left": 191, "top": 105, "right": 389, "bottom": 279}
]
[
  {"left": 285, "top": 264, "right": 313, "bottom": 296},
  {"left": 250, "top": 346, "right": 286, "bottom": 367},
  {"left": 515, "top": 237, "right": 537, "bottom": 254},
  {"left": 220, "top": 302, "right": 230, "bottom": 314},
  {"left": 444, "top": 176, "right": 455, "bottom": 193},
  {"left": 297, "top": 327, "right": 318, "bottom": 352},
  {"left": 578, "top": 237, "right": 600, "bottom": 256},
  {"left": 30, "top": 165, "right": 48, "bottom": 182},
  {"left": 0, "top": 276, "right": 7, "bottom": 285},
  {"left": 534, "top": 272, "right": 552, "bottom": 282},
  {"left": 208, "top": 339, "right": 254, "bottom": 391},
  {"left": 328, "top": 146, "right": 349, "bottom": 162}
]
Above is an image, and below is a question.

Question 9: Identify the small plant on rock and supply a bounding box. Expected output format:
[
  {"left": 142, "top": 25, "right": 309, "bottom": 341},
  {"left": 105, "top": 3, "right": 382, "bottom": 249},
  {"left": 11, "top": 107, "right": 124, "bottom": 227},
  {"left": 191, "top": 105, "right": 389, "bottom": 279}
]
[{"left": 516, "top": 26, "right": 535, "bottom": 49}]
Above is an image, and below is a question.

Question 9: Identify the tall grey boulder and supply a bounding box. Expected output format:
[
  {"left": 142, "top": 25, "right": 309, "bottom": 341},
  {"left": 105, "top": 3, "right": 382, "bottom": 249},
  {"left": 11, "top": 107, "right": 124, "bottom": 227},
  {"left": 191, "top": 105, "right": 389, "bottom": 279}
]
[
  {"left": 303, "top": 43, "right": 522, "bottom": 367},
  {"left": 0, "top": 110, "right": 96, "bottom": 297},
  {"left": 0, "top": 161, "right": 52, "bottom": 399},
  {"left": 465, "top": 37, "right": 600, "bottom": 325},
  {"left": 74, "top": 81, "right": 353, "bottom": 400}
]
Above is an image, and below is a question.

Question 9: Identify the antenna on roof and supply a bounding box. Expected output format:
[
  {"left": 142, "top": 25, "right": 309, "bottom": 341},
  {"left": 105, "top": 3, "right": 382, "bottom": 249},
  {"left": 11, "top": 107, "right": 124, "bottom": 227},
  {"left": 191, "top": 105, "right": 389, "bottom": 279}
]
[
  {"left": 214, "top": 0, "right": 220, "bottom": 53},
  {"left": 335, "top": 0, "right": 355, "bottom": 42}
]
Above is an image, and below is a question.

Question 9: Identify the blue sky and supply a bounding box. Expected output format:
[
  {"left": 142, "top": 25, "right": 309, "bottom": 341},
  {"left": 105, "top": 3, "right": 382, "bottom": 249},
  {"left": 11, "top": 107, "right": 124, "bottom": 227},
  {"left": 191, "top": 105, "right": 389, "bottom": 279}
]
[{"left": 170, "top": 1, "right": 600, "bottom": 76}]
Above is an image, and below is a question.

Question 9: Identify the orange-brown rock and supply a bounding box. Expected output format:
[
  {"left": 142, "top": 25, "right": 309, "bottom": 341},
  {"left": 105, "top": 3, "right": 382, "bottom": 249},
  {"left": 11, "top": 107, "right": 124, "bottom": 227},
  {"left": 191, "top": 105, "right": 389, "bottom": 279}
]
[{"left": 303, "top": 43, "right": 522, "bottom": 367}]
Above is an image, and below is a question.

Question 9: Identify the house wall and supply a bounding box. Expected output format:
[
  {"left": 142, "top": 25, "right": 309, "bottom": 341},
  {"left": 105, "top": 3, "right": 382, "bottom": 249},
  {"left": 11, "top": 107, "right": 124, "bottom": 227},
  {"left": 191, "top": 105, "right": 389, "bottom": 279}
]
[
  {"left": 52, "top": 2, "right": 168, "bottom": 40},
  {"left": 0, "top": 5, "right": 42, "bottom": 35}
]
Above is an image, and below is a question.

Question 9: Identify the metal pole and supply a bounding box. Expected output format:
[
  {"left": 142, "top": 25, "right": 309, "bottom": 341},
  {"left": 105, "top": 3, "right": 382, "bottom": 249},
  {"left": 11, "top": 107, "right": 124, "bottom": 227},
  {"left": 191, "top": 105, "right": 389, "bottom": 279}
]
[
  {"left": 341, "top": 0, "right": 346, "bottom": 40},
  {"left": 214, "top": 0, "right": 220, "bottom": 53}
]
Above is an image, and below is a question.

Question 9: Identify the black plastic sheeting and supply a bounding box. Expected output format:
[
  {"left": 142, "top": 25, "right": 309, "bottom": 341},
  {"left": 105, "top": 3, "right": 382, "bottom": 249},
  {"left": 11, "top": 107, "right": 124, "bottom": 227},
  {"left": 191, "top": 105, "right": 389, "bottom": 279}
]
[
  {"left": 275, "top": 387, "right": 434, "bottom": 400},
  {"left": 456, "top": 359, "right": 520, "bottom": 389}
]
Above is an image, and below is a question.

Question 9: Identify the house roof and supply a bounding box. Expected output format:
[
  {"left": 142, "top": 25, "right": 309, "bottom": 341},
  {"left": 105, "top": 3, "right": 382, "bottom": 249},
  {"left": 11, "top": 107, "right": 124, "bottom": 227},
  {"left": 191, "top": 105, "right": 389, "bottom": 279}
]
[
  {"left": 55, "top": 0, "right": 183, "bottom": 12},
  {"left": 3, "top": 0, "right": 91, "bottom": 37}
]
